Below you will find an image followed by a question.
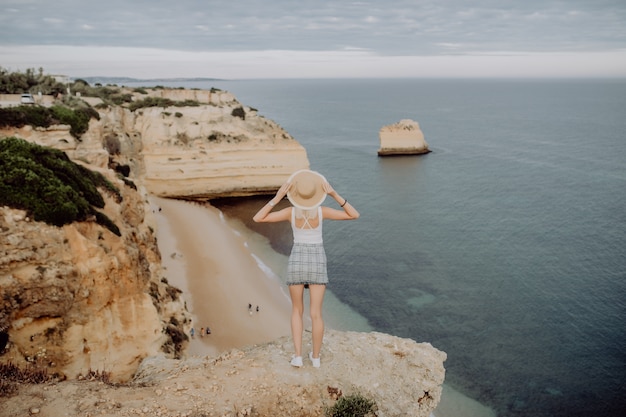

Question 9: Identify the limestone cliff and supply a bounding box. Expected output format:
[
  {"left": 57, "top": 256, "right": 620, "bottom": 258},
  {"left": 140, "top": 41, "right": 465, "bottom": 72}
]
[
  {"left": 0, "top": 88, "right": 447, "bottom": 415},
  {"left": 1, "top": 330, "right": 446, "bottom": 417},
  {"left": 0, "top": 170, "right": 191, "bottom": 382},
  {"left": 378, "top": 119, "right": 431, "bottom": 156},
  {"left": 0, "top": 87, "right": 310, "bottom": 199}
]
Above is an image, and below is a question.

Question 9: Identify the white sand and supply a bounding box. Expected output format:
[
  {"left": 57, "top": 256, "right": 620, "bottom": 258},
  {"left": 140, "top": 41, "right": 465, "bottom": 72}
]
[{"left": 150, "top": 196, "right": 291, "bottom": 357}]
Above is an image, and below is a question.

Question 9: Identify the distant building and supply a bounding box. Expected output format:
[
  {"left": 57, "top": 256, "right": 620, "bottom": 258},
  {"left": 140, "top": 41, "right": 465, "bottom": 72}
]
[{"left": 51, "top": 74, "right": 72, "bottom": 84}]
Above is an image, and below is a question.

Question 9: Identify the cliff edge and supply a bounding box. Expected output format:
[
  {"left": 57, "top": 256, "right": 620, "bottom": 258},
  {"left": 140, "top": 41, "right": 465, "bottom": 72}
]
[{"left": 1, "top": 330, "right": 446, "bottom": 417}]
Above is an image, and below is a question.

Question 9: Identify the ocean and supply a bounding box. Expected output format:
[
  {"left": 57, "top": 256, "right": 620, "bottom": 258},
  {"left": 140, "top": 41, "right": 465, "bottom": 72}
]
[{"left": 128, "top": 78, "right": 626, "bottom": 416}]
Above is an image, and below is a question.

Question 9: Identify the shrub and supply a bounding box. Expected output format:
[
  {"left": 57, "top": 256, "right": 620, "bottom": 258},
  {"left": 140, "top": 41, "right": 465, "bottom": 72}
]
[
  {"left": 0, "top": 362, "right": 52, "bottom": 398},
  {"left": 0, "top": 137, "right": 121, "bottom": 235},
  {"left": 231, "top": 106, "right": 245, "bottom": 120},
  {"left": 49, "top": 104, "right": 99, "bottom": 138},
  {"left": 325, "top": 393, "right": 377, "bottom": 417},
  {"left": 0, "top": 66, "right": 64, "bottom": 95},
  {"left": 128, "top": 96, "right": 175, "bottom": 111},
  {"left": 109, "top": 93, "right": 133, "bottom": 105},
  {"left": 0, "top": 105, "right": 52, "bottom": 128},
  {"left": 91, "top": 86, "right": 119, "bottom": 99},
  {"left": 0, "top": 105, "right": 98, "bottom": 139},
  {"left": 176, "top": 99, "right": 200, "bottom": 107},
  {"left": 127, "top": 97, "right": 202, "bottom": 111}
]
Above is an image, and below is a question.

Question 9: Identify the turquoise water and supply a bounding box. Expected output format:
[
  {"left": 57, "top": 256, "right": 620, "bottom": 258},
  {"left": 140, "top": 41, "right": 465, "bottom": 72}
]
[{"left": 131, "top": 78, "right": 626, "bottom": 416}]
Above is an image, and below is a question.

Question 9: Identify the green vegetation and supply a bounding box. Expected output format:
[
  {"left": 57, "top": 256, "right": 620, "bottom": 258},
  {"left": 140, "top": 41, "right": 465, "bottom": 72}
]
[
  {"left": 128, "top": 97, "right": 200, "bottom": 112},
  {"left": 1, "top": 67, "right": 207, "bottom": 120},
  {"left": 325, "top": 393, "right": 377, "bottom": 417},
  {"left": 69, "top": 80, "right": 134, "bottom": 105},
  {"left": 231, "top": 106, "right": 246, "bottom": 120},
  {"left": 0, "top": 67, "right": 65, "bottom": 95},
  {"left": 0, "top": 137, "right": 121, "bottom": 236},
  {"left": 50, "top": 105, "right": 100, "bottom": 137},
  {"left": 0, "top": 104, "right": 99, "bottom": 139},
  {"left": 0, "top": 105, "right": 52, "bottom": 128}
]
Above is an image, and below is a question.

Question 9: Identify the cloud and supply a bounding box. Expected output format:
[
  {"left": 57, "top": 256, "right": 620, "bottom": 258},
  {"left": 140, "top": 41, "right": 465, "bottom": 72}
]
[
  {"left": 1, "top": 0, "right": 624, "bottom": 54},
  {"left": 1, "top": 0, "right": 625, "bottom": 78},
  {"left": 2, "top": 45, "right": 625, "bottom": 79}
]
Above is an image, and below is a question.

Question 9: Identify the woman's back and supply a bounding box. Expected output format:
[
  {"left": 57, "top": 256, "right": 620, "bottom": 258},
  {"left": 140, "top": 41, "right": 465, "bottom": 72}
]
[{"left": 291, "top": 207, "right": 323, "bottom": 243}]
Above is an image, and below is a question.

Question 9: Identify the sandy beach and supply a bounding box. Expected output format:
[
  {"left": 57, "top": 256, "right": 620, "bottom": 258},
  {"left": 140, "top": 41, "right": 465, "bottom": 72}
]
[{"left": 150, "top": 196, "right": 292, "bottom": 357}]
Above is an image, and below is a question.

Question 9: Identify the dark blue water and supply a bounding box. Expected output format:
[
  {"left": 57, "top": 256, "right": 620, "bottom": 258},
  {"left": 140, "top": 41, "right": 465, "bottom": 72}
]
[{"left": 137, "top": 78, "right": 626, "bottom": 416}]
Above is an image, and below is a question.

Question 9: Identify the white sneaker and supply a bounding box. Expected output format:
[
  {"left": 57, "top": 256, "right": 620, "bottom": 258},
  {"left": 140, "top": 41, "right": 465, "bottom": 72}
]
[
  {"left": 309, "top": 352, "right": 320, "bottom": 368},
  {"left": 290, "top": 355, "right": 303, "bottom": 367}
]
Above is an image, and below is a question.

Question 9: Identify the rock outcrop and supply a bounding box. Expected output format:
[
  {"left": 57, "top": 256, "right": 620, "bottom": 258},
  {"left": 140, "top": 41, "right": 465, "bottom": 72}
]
[
  {"left": 0, "top": 87, "right": 310, "bottom": 199},
  {"left": 0, "top": 170, "right": 191, "bottom": 382},
  {"left": 378, "top": 119, "right": 430, "bottom": 156},
  {"left": 0, "top": 330, "right": 446, "bottom": 417}
]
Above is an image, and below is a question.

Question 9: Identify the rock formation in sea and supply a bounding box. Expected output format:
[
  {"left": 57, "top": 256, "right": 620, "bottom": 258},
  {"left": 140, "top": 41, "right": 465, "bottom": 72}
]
[{"left": 378, "top": 118, "right": 431, "bottom": 156}]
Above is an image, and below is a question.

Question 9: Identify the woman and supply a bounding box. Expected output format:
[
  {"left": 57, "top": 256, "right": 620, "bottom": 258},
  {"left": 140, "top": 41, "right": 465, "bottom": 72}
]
[{"left": 253, "top": 169, "right": 359, "bottom": 368}]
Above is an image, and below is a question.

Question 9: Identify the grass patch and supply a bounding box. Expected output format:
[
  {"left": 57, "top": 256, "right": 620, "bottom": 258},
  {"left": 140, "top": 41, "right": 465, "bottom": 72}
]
[
  {"left": 0, "top": 362, "right": 52, "bottom": 397},
  {"left": 0, "top": 362, "right": 114, "bottom": 398},
  {"left": 128, "top": 97, "right": 201, "bottom": 112},
  {"left": 325, "top": 393, "right": 377, "bottom": 417}
]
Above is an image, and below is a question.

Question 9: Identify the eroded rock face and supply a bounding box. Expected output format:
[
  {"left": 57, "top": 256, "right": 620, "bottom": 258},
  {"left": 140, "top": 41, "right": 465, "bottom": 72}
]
[
  {"left": 0, "top": 173, "right": 191, "bottom": 382},
  {"left": 131, "top": 104, "right": 309, "bottom": 199},
  {"left": 0, "top": 88, "right": 310, "bottom": 199},
  {"left": 378, "top": 119, "right": 430, "bottom": 156},
  {"left": 93, "top": 88, "right": 312, "bottom": 199},
  {"left": 0, "top": 330, "right": 446, "bottom": 417}
]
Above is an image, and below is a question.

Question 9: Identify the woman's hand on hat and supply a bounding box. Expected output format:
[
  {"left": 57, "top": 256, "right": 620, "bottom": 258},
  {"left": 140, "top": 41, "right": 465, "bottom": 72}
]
[
  {"left": 277, "top": 181, "right": 291, "bottom": 198},
  {"left": 322, "top": 181, "right": 336, "bottom": 197}
]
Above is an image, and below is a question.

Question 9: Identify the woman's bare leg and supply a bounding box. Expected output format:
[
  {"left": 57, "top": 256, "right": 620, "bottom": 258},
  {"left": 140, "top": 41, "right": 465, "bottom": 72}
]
[
  {"left": 289, "top": 285, "right": 305, "bottom": 357},
  {"left": 309, "top": 284, "right": 326, "bottom": 358}
]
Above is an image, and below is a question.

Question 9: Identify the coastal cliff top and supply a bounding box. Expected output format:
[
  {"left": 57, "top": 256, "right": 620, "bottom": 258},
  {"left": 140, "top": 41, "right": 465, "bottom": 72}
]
[{"left": 1, "top": 330, "right": 446, "bottom": 417}]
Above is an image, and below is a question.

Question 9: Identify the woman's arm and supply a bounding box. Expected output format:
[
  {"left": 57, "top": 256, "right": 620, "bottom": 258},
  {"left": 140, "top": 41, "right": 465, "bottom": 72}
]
[
  {"left": 321, "top": 181, "right": 360, "bottom": 220},
  {"left": 253, "top": 181, "right": 292, "bottom": 223}
]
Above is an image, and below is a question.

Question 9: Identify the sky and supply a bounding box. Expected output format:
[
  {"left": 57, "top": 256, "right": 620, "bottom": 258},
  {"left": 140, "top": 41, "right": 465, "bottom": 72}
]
[{"left": 1, "top": 0, "right": 626, "bottom": 79}]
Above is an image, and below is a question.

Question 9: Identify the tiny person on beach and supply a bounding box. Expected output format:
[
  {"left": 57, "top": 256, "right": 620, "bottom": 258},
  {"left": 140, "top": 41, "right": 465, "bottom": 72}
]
[{"left": 253, "top": 169, "right": 359, "bottom": 368}]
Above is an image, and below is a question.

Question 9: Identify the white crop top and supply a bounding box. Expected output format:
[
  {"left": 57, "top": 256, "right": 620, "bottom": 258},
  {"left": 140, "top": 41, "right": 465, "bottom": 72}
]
[{"left": 291, "top": 207, "right": 323, "bottom": 244}]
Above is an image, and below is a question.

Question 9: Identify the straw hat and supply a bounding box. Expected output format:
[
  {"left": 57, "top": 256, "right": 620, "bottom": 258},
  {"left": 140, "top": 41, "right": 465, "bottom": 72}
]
[{"left": 287, "top": 169, "right": 327, "bottom": 210}]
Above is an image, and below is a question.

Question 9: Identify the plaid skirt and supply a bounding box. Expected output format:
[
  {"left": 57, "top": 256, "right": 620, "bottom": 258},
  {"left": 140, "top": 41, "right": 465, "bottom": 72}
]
[{"left": 287, "top": 242, "right": 328, "bottom": 286}]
